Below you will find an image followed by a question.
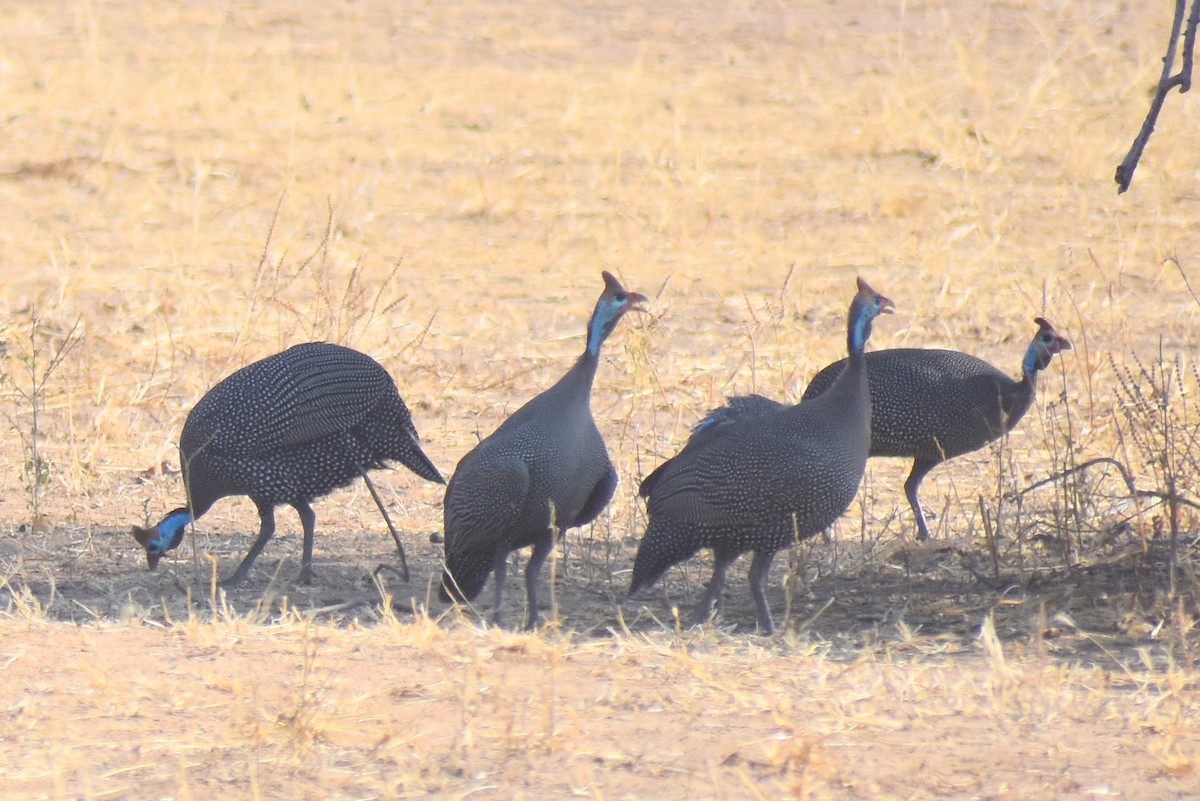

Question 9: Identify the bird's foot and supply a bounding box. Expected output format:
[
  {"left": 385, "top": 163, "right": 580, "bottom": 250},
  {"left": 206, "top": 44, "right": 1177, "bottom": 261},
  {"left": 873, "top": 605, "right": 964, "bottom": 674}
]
[
  {"left": 688, "top": 599, "right": 718, "bottom": 628},
  {"left": 217, "top": 572, "right": 249, "bottom": 589},
  {"left": 372, "top": 563, "right": 408, "bottom": 585}
]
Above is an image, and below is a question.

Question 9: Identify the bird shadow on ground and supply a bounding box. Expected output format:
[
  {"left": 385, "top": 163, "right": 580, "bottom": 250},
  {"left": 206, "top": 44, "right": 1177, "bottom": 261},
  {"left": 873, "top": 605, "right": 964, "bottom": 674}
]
[{"left": 3, "top": 501, "right": 1195, "bottom": 673}]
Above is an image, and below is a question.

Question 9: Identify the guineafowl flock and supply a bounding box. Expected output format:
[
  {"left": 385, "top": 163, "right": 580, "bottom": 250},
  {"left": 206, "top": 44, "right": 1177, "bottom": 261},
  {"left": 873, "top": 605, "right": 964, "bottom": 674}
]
[{"left": 131, "top": 273, "right": 1072, "bottom": 634}]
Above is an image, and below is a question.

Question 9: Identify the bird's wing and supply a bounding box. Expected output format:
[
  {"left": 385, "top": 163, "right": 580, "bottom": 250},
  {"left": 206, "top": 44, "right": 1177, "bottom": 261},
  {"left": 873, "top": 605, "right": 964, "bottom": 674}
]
[
  {"left": 270, "top": 348, "right": 393, "bottom": 449},
  {"left": 572, "top": 463, "right": 617, "bottom": 528},
  {"left": 690, "top": 393, "right": 785, "bottom": 436},
  {"left": 443, "top": 454, "right": 532, "bottom": 556}
]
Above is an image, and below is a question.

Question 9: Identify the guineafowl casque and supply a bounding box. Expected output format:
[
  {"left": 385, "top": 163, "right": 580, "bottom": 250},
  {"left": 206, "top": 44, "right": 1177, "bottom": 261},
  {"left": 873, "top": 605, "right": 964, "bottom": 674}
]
[
  {"left": 799, "top": 316, "right": 1072, "bottom": 540},
  {"left": 131, "top": 342, "right": 444, "bottom": 586},
  {"left": 439, "top": 271, "right": 647, "bottom": 629},
  {"left": 630, "top": 278, "right": 894, "bottom": 635}
]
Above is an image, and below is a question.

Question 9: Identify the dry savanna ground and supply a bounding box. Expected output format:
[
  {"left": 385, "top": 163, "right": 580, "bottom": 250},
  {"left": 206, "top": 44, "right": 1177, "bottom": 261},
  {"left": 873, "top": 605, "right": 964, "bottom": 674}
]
[{"left": 2, "top": 0, "right": 1199, "bottom": 798}]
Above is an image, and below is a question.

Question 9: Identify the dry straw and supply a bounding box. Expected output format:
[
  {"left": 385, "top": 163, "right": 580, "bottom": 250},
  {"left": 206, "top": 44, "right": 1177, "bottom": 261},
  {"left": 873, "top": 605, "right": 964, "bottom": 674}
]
[{"left": 1, "top": 0, "right": 1199, "bottom": 797}]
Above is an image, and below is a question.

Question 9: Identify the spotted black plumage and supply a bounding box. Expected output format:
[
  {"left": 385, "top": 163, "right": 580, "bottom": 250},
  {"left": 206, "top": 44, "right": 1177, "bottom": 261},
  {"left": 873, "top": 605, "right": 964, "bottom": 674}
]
[
  {"left": 439, "top": 271, "right": 646, "bottom": 629},
  {"left": 131, "top": 342, "right": 444, "bottom": 585},
  {"left": 690, "top": 393, "right": 785, "bottom": 437},
  {"left": 630, "top": 278, "right": 894, "bottom": 634},
  {"left": 799, "top": 316, "right": 1072, "bottom": 540}
]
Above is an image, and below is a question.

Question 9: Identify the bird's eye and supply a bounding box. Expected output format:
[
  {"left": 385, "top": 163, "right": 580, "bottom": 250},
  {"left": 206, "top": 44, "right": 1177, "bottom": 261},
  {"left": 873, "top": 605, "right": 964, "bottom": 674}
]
[{"left": 614, "top": 292, "right": 627, "bottom": 302}]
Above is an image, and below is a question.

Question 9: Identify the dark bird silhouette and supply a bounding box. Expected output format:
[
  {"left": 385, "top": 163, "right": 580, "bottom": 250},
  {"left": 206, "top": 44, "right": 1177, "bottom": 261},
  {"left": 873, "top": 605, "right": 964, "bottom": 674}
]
[
  {"left": 691, "top": 317, "right": 1073, "bottom": 542},
  {"left": 131, "top": 342, "right": 444, "bottom": 585},
  {"left": 631, "top": 278, "right": 893, "bottom": 634},
  {"left": 439, "top": 271, "right": 646, "bottom": 629},
  {"left": 800, "top": 317, "right": 1072, "bottom": 540}
]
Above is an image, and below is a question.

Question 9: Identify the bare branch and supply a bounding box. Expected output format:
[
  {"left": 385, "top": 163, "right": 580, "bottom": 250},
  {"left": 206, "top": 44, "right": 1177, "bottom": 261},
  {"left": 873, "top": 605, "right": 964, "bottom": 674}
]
[
  {"left": 1167, "top": 255, "right": 1200, "bottom": 309},
  {"left": 1016, "top": 455, "right": 1200, "bottom": 510},
  {"left": 1115, "top": 0, "right": 1200, "bottom": 193}
]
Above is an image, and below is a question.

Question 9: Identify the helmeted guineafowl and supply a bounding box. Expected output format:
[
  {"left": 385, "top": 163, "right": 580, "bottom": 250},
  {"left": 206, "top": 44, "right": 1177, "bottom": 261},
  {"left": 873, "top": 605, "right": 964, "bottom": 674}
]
[
  {"left": 131, "top": 342, "right": 444, "bottom": 586},
  {"left": 439, "top": 271, "right": 647, "bottom": 629},
  {"left": 630, "top": 277, "right": 894, "bottom": 635},
  {"left": 799, "top": 316, "right": 1072, "bottom": 540}
]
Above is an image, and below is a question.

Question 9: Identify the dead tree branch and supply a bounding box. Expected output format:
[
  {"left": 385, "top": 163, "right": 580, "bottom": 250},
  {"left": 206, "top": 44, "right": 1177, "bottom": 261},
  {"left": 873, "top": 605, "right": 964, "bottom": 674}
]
[{"left": 1115, "top": 0, "right": 1200, "bottom": 193}]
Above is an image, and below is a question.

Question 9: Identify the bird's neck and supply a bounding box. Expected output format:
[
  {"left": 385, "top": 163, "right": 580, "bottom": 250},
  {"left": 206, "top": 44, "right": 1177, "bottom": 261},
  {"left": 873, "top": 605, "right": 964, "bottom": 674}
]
[
  {"left": 586, "top": 306, "right": 616, "bottom": 357},
  {"left": 1013, "top": 341, "right": 1049, "bottom": 411},
  {"left": 1021, "top": 357, "right": 1041, "bottom": 385},
  {"left": 823, "top": 346, "right": 869, "bottom": 405},
  {"left": 179, "top": 462, "right": 221, "bottom": 519},
  {"left": 809, "top": 300, "right": 872, "bottom": 411},
  {"left": 846, "top": 300, "right": 873, "bottom": 360},
  {"left": 163, "top": 506, "right": 192, "bottom": 529},
  {"left": 149, "top": 506, "right": 193, "bottom": 553},
  {"left": 1001, "top": 367, "right": 1038, "bottom": 429},
  {"left": 553, "top": 349, "right": 600, "bottom": 398},
  {"left": 1022, "top": 341, "right": 1048, "bottom": 375},
  {"left": 798, "top": 310, "right": 871, "bottom": 413}
]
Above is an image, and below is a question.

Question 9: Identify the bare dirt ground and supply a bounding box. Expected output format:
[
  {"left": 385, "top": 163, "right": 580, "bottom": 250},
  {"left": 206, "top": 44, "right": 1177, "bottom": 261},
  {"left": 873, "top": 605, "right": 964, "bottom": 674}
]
[{"left": 1, "top": 0, "right": 1199, "bottom": 798}]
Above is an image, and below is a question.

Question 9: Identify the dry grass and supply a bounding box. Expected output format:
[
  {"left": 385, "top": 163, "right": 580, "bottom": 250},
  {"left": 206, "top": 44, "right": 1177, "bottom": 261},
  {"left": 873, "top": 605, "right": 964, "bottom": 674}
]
[
  {"left": 1, "top": 614, "right": 1198, "bottom": 799},
  {"left": 1, "top": 0, "right": 1199, "bottom": 797}
]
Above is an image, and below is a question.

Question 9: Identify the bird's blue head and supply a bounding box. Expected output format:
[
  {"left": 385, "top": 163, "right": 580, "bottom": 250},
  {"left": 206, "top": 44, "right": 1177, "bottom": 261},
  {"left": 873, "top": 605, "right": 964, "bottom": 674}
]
[
  {"left": 586, "top": 271, "right": 648, "bottom": 355},
  {"left": 130, "top": 507, "right": 192, "bottom": 570},
  {"left": 1023, "top": 317, "right": 1072, "bottom": 374},
  {"left": 847, "top": 277, "right": 895, "bottom": 354}
]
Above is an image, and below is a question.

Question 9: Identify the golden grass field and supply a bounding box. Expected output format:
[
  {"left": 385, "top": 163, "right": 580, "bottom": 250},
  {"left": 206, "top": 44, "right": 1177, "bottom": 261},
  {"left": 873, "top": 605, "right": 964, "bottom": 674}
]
[{"left": 2, "top": 0, "right": 1199, "bottom": 797}]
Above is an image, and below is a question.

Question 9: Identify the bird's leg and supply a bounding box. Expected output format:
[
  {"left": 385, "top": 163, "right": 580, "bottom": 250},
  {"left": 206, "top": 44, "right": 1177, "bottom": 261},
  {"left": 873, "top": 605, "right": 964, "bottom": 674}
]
[
  {"left": 690, "top": 554, "right": 734, "bottom": 627},
  {"left": 523, "top": 536, "right": 554, "bottom": 631},
  {"left": 356, "top": 462, "right": 409, "bottom": 582},
  {"left": 490, "top": 549, "right": 509, "bottom": 626},
  {"left": 221, "top": 503, "right": 277, "bottom": 587},
  {"left": 905, "top": 458, "right": 940, "bottom": 541},
  {"left": 747, "top": 549, "right": 778, "bottom": 635},
  {"left": 294, "top": 501, "right": 316, "bottom": 585}
]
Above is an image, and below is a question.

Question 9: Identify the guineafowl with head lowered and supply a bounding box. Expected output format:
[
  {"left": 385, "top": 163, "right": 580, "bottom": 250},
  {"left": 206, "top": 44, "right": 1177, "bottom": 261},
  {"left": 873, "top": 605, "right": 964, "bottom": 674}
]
[
  {"left": 630, "top": 278, "right": 894, "bottom": 635},
  {"left": 439, "top": 271, "right": 647, "bottom": 629},
  {"left": 131, "top": 342, "right": 444, "bottom": 586}
]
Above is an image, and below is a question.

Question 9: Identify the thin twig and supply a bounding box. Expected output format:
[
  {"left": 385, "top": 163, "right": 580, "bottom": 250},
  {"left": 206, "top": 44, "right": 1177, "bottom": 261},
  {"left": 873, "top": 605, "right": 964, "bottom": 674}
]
[
  {"left": 1168, "top": 255, "right": 1200, "bottom": 309},
  {"left": 1115, "top": 0, "right": 1200, "bottom": 193},
  {"left": 1016, "top": 455, "right": 1200, "bottom": 510}
]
